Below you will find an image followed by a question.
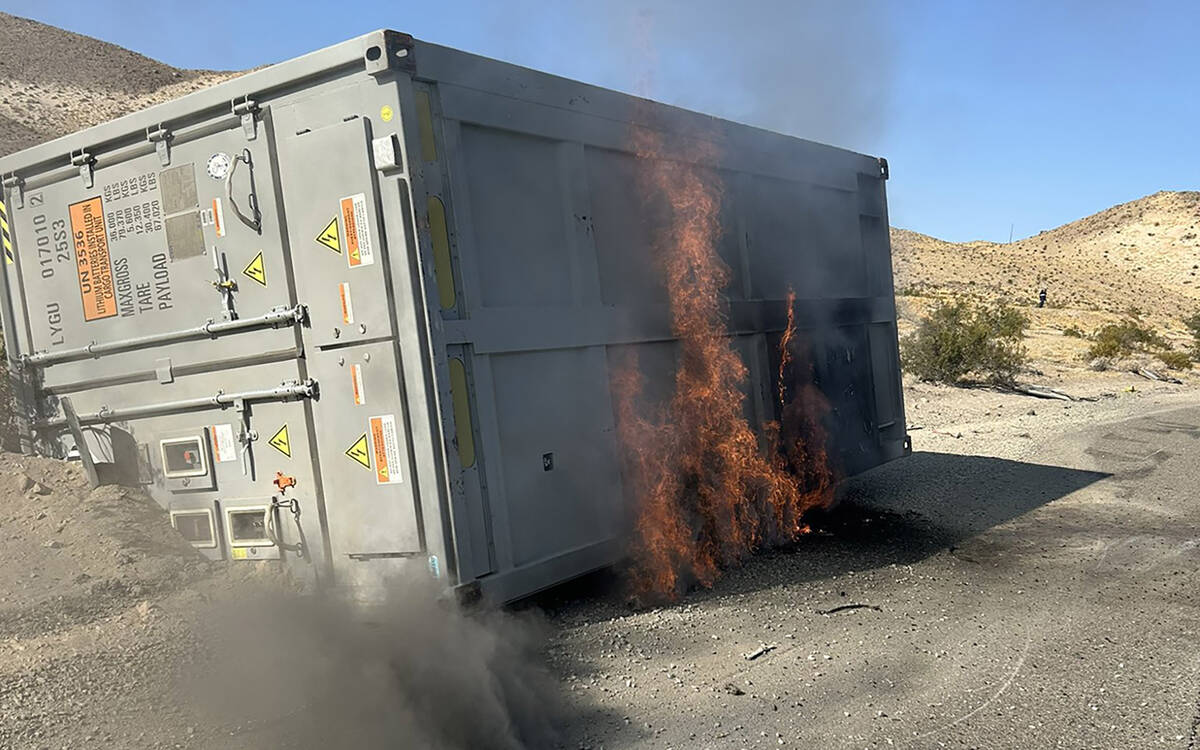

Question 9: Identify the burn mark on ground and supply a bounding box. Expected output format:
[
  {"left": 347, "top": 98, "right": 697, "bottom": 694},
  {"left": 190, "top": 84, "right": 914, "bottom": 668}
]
[{"left": 532, "top": 451, "right": 1112, "bottom": 616}]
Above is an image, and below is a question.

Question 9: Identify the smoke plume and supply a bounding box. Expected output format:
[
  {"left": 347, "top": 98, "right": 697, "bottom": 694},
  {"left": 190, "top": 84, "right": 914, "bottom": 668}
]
[{"left": 480, "top": 0, "right": 893, "bottom": 152}]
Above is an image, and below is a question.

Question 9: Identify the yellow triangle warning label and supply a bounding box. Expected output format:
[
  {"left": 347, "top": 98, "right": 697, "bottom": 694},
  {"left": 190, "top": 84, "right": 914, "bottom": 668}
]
[
  {"left": 242, "top": 251, "right": 267, "bottom": 287},
  {"left": 268, "top": 424, "right": 291, "bottom": 457},
  {"left": 316, "top": 216, "right": 341, "bottom": 254},
  {"left": 345, "top": 433, "right": 370, "bottom": 468}
]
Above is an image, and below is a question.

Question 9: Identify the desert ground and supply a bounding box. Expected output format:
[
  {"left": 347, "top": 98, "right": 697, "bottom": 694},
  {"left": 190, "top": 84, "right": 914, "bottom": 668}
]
[
  {"left": 0, "top": 11, "right": 1198, "bottom": 750},
  {"left": 3, "top": 373, "right": 1197, "bottom": 749},
  {"left": 547, "top": 374, "right": 1200, "bottom": 749}
]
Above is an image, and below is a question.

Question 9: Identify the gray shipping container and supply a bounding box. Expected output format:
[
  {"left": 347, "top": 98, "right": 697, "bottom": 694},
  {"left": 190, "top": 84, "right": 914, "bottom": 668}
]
[{"left": 0, "top": 30, "right": 907, "bottom": 601}]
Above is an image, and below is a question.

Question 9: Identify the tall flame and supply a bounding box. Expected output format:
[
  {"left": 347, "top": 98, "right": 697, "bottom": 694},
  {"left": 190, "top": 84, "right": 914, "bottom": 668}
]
[{"left": 613, "top": 125, "right": 835, "bottom": 603}]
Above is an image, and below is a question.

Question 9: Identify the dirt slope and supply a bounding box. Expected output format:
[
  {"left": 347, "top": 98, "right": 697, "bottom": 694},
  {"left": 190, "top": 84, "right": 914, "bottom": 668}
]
[
  {"left": 0, "top": 12, "right": 239, "bottom": 157},
  {"left": 0, "top": 454, "right": 215, "bottom": 748},
  {"left": 892, "top": 191, "right": 1200, "bottom": 319}
]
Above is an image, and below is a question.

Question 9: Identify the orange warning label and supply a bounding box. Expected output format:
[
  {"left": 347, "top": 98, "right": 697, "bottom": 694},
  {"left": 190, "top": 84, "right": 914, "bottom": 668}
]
[
  {"left": 350, "top": 363, "right": 366, "bottom": 405},
  {"left": 369, "top": 414, "right": 402, "bottom": 485},
  {"left": 209, "top": 423, "right": 237, "bottom": 463},
  {"left": 339, "top": 281, "right": 354, "bottom": 324},
  {"left": 69, "top": 197, "right": 117, "bottom": 322},
  {"left": 340, "top": 193, "right": 374, "bottom": 268},
  {"left": 212, "top": 198, "right": 225, "bottom": 238}
]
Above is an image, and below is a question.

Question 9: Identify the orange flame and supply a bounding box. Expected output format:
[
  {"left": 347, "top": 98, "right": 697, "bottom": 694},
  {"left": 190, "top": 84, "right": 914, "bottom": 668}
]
[
  {"left": 614, "top": 126, "right": 835, "bottom": 603},
  {"left": 779, "top": 290, "right": 797, "bottom": 408}
]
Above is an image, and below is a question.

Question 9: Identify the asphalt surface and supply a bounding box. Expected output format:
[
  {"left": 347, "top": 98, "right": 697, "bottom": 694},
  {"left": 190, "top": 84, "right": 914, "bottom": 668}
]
[{"left": 547, "top": 399, "right": 1200, "bottom": 749}]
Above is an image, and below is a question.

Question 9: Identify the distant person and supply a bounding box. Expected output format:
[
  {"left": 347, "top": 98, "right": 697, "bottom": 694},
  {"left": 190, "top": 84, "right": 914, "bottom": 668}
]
[{"left": 1038, "top": 288, "right": 1047, "bottom": 308}]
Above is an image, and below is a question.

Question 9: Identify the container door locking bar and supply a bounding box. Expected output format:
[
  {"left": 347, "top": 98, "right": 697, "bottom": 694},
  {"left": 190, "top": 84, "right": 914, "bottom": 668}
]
[
  {"left": 32, "top": 379, "right": 318, "bottom": 431},
  {"left": 21, "top": 305, "right": 307, "bottom": 368}
]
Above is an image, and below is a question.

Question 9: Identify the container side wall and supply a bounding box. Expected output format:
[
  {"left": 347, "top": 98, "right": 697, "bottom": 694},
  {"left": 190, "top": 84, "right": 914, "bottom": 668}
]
[{"left": 411, "top": 39, "right": 906, "bottom": 601}]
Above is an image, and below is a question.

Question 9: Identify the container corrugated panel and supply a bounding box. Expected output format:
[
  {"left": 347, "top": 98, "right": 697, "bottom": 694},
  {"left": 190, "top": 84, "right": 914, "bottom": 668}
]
[{"left": 0, "top": 30, "right": 907, "bottom": 601}]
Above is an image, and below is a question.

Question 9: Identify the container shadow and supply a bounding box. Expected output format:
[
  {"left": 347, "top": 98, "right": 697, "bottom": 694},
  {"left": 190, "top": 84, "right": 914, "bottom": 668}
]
[{"left": 530, "top": 450, "right": 1111, "bottom": 618}]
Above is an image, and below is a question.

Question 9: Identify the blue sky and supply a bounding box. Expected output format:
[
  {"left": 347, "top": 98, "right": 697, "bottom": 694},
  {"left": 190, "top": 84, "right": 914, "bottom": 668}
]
[{"left": 4, "top": 0, "right": 1196, "bottom": 242}]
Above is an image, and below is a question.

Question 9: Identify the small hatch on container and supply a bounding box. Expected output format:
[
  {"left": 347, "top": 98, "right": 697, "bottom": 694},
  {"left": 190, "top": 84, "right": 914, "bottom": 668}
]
[
  {"left": 170, "top": 509, "right": 217, "bottom": 549},
  {"left": 160, "top": 436, "right": 208, "bottom": 478},
  {"left": 224, "top": 504, "right": 281, "bottom": 560},
  {"left": 226, "top": 506, "right": 271, "bottom": 547}
]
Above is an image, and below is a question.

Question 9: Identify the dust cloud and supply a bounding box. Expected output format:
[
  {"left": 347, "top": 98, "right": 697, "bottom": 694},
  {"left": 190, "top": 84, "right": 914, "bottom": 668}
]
[{"left": 181, "top": 575, "right": 562, "bottom": 750}]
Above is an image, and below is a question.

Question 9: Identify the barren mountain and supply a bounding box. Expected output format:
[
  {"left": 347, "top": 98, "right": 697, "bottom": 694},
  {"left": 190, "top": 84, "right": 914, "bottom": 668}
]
[
  {"left": 0, "top": 12, "right": 238, "bottom": 157},
  {"left": 892, "top": 191, "right": 1200, "bottom": 320}
]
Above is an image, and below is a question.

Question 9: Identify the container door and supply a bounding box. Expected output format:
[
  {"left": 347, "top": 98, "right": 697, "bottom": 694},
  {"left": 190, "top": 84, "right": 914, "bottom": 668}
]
[
  {"left": 0, "top": 113, "right": 332, "bottom": 579},
  {"left": 275, "top": 113, "right": 424, "bottom": 577}
]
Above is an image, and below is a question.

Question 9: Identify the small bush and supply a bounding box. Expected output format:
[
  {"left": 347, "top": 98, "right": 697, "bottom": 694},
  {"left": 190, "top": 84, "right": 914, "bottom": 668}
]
[
  {"left": 1062, "top": 325, "right": 1085, "bottom": 338},
  {"left": 901, "top": 298, "right": 1028, "bottom": 385},
  {"left": 1185, "top": 311, "right": 1200, "bottom": 361},
  {"left": 1157, "top": 350, "right": 1193, "bottom": 371},
  {"left": 1087, "top": 319, "right": 1168, "bottom": 359}
]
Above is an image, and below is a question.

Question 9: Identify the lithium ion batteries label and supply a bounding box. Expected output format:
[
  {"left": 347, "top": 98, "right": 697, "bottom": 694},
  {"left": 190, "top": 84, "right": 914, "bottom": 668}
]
[
  {"left": 210, "top": 423, "right": 237, "bottom": 463},
  {"left": 68, "top": 197, "right": 117, "bottom": 321},
  {"left": 340, "top": 193, "right": 374, "bottom": 267},
  {"left": 369, "top": 414, "right": 403, "bottom": 484}
]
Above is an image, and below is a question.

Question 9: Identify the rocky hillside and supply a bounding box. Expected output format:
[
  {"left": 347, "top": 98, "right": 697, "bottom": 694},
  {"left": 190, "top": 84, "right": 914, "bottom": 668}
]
[
  {"left": 0, "top": 12, "right": 237, "bottom": 157},
  {"left": 892, "top": 191, "right": 1200, "bottom": 320}
]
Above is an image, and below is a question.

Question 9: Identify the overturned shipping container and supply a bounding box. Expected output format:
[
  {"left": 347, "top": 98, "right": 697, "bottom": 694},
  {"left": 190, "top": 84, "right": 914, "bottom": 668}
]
[{"left": 0, "top": 31, "right": 907, "bottom": 601}]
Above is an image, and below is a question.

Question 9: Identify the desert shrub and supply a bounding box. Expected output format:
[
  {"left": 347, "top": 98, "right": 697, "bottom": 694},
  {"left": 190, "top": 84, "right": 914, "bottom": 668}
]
[
  {"left": 1087, "top": 319, "right": 1168, "bottom": 359},
  {"left": 1185, "top": 311, "right": 1200, "bottom": 361},
  {"left": 1062, "top": 325, "right": 1085, "bottom": 338},
  {"left": 1157, "top": 349, "right": 1193, "bottom": 370},
  {"left": 901, "top": 298, "right": 1028, "bottom": 385}
]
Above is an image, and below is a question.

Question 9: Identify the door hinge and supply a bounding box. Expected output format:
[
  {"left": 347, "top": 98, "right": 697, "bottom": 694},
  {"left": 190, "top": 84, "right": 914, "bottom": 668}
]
[
  {"left": 231, "top": 97, "right": 260, "bottom": 141},
  {"left": 2, "top": 174, "right": 24, "bottom": 209},
  {"left": 70, "top": 150, "right": 95, "bottom": 189},
  {"left": 147, "top": 125, "right": 173, "bottom": 166}
]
